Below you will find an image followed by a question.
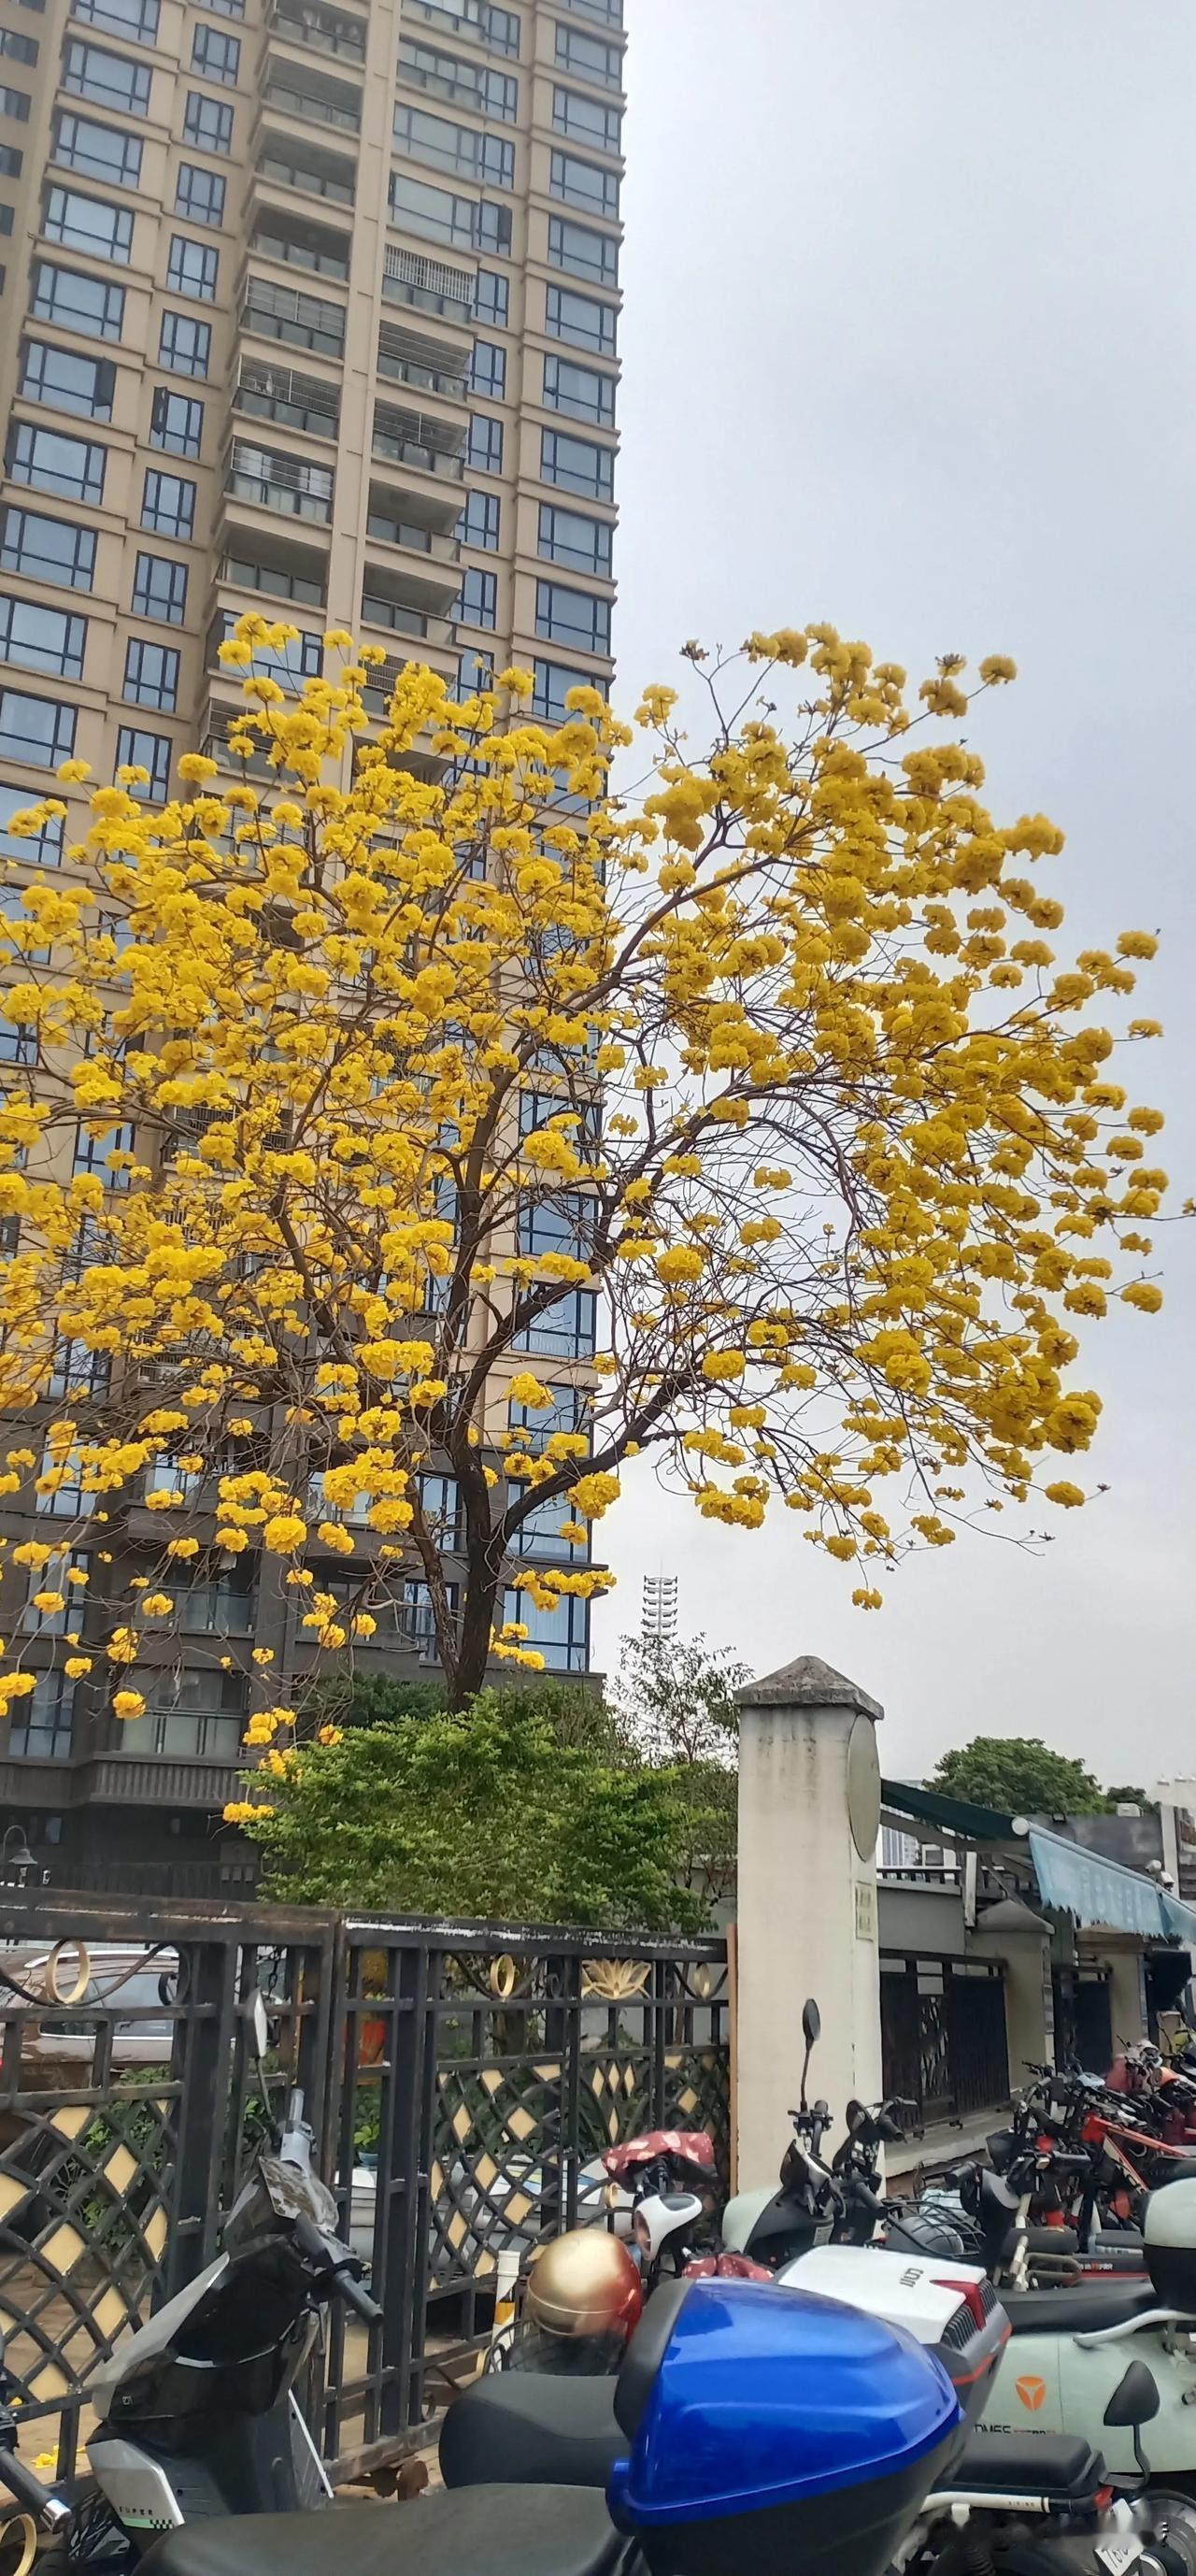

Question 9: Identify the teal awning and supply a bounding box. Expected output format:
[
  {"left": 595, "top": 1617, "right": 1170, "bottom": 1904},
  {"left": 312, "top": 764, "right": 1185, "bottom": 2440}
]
[
  {"left": 881, "top": 1778, "right": 1020, "bottom": 1844},
  {"left": 1030, "top": 1827, "right": 1196, "bottom": 1947}
]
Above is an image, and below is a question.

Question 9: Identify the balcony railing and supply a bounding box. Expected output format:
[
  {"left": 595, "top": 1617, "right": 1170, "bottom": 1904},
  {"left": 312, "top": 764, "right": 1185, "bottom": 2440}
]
[
  {"left": 372, "top": 399, "right": 465, "bottom": 479},
  {"left": 235, "top": 355, "right": 340, "bottom": 439},
  {"left": 263, "top": 73, "right": 360, "bottom": 133},
  {"left": 257, "top": 146, "right": 355, "bottom": 207},
  {"left": 360, "top": 593, "right": 455, "bottom": 644},
  {"left": 226, "top": 445, "right": 334, "bottom": 522},
  {"left": 377, "top": 321, "right": 469, "bottom": 400},
  {"left": 364, "top": 507, "right": 460, "bottom": 563},
  {"left": 251, "top": 222, "right": 349, "bottom": 281},
  {"left": 242, "top": 275, "right": 346, "bottom": 356},
  {"left": 380, "top": 241, "right": 475, "bottom": 323},
  {"left": 219, "top": 550, "right": 328, "bottom": 608},
  {"left": 271, "top": 0, "right": 365, "bottom": 62}
]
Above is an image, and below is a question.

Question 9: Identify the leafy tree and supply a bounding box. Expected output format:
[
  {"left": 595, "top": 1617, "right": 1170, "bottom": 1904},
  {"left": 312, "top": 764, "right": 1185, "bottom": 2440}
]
[
  {"left": 0, "top": 625, "right": 1166, "bottom": 1791},
  {"left": 238, "top": 1689, "right": 710, "bottom": 1933},
  {"left": 612, "top": 1631, "right": 746, "bottom": 1907},
  {"left": 1104, "top": 1784, "right": 1154, "bottom": 1810},
  {"left": 931, "top": 1735, "right": 1110, "bottom": 1815}
]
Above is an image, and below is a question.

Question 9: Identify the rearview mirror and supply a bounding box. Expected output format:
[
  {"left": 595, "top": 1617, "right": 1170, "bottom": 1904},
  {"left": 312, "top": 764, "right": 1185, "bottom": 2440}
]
[
  {"left": 248, "top": 1991, "right": 270, "bottom": 2060},
  {"left": 1103, "top": 2361, "right": 1160, "bottom": 2429},
  {"left": 802, "top": 1998, "right": 821, "bottom": 2049}
]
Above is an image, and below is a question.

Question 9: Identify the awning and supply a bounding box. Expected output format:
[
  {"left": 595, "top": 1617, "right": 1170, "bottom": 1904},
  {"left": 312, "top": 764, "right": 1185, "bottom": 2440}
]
[
  {"left": 881, "top": 1778, "right": 1020, "bottom": 1844},
  {"left": 1030, "top": 1827, "right": 1196, "bottom": 1948}
]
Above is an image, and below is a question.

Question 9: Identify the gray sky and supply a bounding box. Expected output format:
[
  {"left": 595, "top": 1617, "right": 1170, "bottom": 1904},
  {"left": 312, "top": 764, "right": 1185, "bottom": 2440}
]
[{"left": 591, "top": 0, "right": 1196, "bottom": 1789}]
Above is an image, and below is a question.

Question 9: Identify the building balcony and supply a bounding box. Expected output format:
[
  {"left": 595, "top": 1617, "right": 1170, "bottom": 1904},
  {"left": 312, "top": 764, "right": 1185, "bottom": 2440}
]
[
  {"left": 363, "top": 484, "right": 462, "bottom": 604},
  {"left": 260, "top": 64, "right": 362, "bottom": 136},
  {"left": 377, "top": 316, "right": 469, "bottom": 404},
  {"left": 359, "top": 573, "right": 456, "bottom": 652},
  {"left": 269, "top": 0, "right": 365, "bottom": 68},
  {"left": 253, "top": 137, "right": 356, "bottom": 212},
  {"left": 234, "top": 354, "right": 340, "bottom": 444},
  {"left": 249, "top": 210, "right": 350, "bottom": 284},
  {"left": 216, "top": 543, "right": 329, "bottom": 611},
  {"left": 240, "top": 273, "right": 346, "bottom": 360},
  {"left": 0, "top": 1751, "right": 242, "bottom": 1809},
  {"left": 371, "top": 400, "right": 465, "bottom": 530},
  {"left": 224, "top": 436, "right": 335, "bottom": 525},
  {"left": 379, "top": 242, "right": 475, "bottom": 337}
]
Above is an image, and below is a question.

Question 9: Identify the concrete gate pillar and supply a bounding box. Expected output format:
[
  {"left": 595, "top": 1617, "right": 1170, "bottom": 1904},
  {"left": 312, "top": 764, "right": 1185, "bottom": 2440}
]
[{"left": 735, "top": 1654, "right": 884, "bottom": 2192}]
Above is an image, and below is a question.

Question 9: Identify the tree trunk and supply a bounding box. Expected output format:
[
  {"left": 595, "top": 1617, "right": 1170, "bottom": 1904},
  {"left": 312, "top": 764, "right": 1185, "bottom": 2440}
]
[{"left": 451, "top": 1552, "right": 501, "bottom": 1710}]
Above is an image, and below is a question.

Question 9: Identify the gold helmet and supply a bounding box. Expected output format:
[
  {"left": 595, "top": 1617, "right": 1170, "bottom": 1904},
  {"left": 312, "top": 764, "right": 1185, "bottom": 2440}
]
[{"left": 525, "top": 2227, "right": 643, "bottom": 2343}]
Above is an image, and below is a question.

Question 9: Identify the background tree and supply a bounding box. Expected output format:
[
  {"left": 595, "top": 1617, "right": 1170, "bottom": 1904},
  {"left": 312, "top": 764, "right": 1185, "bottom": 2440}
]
[
  {"left": 930, "top": 1733, "right": 1111, "bottom": 1815},
  {"left": 612, "top": 1630, "right": 746, "bottom": 1907},
  {"left": 0, "top": 621, "right": 1167, "bottom": 1787}
]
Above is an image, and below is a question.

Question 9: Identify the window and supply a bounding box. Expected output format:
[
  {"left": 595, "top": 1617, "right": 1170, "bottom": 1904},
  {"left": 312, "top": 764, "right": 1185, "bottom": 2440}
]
[
  {"left": 457, "top": 488, "right": 499, "bottom": 551},
  {"left": 0, "top": 203, "right": 12, "bottom": 235},
  {"left": 159, "top": 309, "right": 211, "bottom": 378},
  {"left": 543, "top": 351, "right": 614, "bottom": 425},
  {"left": 202, "top": 0, "right": 245, "bottom": 17},
  {"left": 504, "top": 1583, "right": 589, "bottom": 1672},
  {"left": 21, "top": 1548, "right": 87, "bottom": 1634},
  {"left": 242, "top": 275, "right": 344, "bottom": 354},
  {"left": 0, "top": 143, "right": 21, "bottom": 174},
  {"left": 561, "top": 0, "right": 620, "bottom": 21},
  {"left": 175, "top": 1566, "right": 255, "bottom": 1633},
  {"left": 457, "top": 564, "right": 496, "bottom": 628},
  {"left": 115, "top": 723, "right": 171, "bottom": 798},
  {"left": 63, "top": 37, "right": 150, "bottom": 114},
  {"left": 512, "top": 1483, "right": 591, "bottom": 1562},
  {"left": 550, "top": 146, "right": 618, "bottom": 219},
  {"left": 0, "top": 781, "right": 63, "bottom": 863},
  {"left": 74, "top": 1118, "right": 133, "bottom": 1185},
  {"left": 50, "top": 109, "right": 140, "bottom": 187},
  {"left": 538, "top": 501, "right": 611, "bottom": 579},
  {"left": 540, "top": 425, "right": 613, "bottom": 501},
  {"left": 532, "top": 657, "right": 607, "bottom": 723},
  {"left": 20, "top": 340, "right": 115, "bottom": 421},
  {"left": 73, "top": 0, "right": 158, "bottom": 31},
  {"left": 150, "top": 385, "right": 204, "bottom": 457},
  {"left": 469, "top": 336, "right": 505, "bottom": 400},
  {"left": 0, "top": 595, "right": 86, "bottom": 680},
  {"left": 548, "top": 213, "right": 617, "bottom": 285},
  {"left": 535, "top": 578, "right": 609, "bottom": 657},
  {"left": 0, "top": 26, "right": 37, "bottom": 60},
  {"left": 0, "top": 505, "right": 94, "bottom": 589},
  {"left": 182, "top": 90, "right": 233, "bottom": 153},
  {"left": 31, "top": 259, "right": 124, "bottom": 340},
  {"left": 397, "top": 37, "right": 518, "bottom": 121},
  {"left": 388, "top": 172, "right": 510, "bottom": 255},
  {"left": 123, "top": 636, "right": 179, "bottom": 711},
  {"left": 0, "top": 689, "right": 76, "bottom": 767},
  {"left": 392, "top": 102, "right": 514, "bottom": 189},
  {"left": 118, "top": 1667, "right": 246, "bottom": 1758},
  {"left": 0, "top": 83, "right": 30, "bottom": 118},
  {"left": 166, "top": 233, "right": 219, "bottom": 300},
  {"left": 141, "top": 466, "right": 195, "bottom": 537},
  {"left": 466, "top": 410, "right": 503, "bottom": 474},
  {"left": 546, "top": 281, "right": 616, "bottom": 356},
  {"left": 175, "top": 161, "right": 225, "bottom": 226},
  {"left": 473, "top": 266, "right": 507, "bottom": 329},
  {"left": 192, "top": 20, "right": 239, "bottom": 79},
  {"left": 228, "top": 437, "right": 333, "bottom": 520},
  {"left": 457, "top": 646, "right": 492, "bottom": 694},
  {"left": 552, "top": 85, "right": 620, "bottom": 151},
  {"left": 132, "top": 551, "right": 188, "bottom": 623},
  {"left": 7, "top": 1668, "right": 76, "bottom": 1757},
  {"left": 7, "top": 419, "right": 107, "bottom": 503},
  {"left": 43, "top": 181, "right": 132, "bottom": 262},
  {"left": 484, "top": 2, "right": 520, "bottom": 50}
]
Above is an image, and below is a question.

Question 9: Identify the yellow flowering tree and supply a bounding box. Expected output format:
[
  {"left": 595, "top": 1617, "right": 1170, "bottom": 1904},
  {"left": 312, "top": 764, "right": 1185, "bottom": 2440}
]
[{"left": 0, "top": 620, "right": 1169, "bottom": 1770}]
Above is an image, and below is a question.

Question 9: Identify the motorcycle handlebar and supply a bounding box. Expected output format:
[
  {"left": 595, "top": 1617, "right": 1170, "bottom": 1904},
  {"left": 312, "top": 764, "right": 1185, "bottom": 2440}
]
[
  {"left": 0, "top": 2442, "right": 70, "bottom": 2532},
  {"left": 334, "top": 2268, "right": 383, "bottom": 2326}
]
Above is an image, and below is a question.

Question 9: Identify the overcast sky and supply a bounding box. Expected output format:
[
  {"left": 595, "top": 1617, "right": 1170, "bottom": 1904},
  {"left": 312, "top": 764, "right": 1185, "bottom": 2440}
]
[{"left": 591, "top": 0, "right": 1196, "bottom": 1791}]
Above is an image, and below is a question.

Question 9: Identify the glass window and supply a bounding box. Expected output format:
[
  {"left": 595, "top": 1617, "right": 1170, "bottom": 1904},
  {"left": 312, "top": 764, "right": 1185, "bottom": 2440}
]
[
  {"left": 466, "top": 410, "right": 503, "bottom": 474},
  {"left": 457, "top": 564, "right": 496, "bottom": 628},
  {"left": 202, "top": 0, "right": 244, "bottom": 17},
  {"left": 545, "top": 281, "right": 616, "bottom": 356},
  {"left": 175, "top": 161, "right": 225, "bottom": 226},
  {"left": 0, "top": 27, "right": 37, "bottom": 61},
  {"left": 550, "top": 146, "right": 618, "bottom": 219},
  {"left": 21, "top": 1547, "right": 87, "bottom": 1634},
  {"left": 392, "top": 101, "right": 514, "bottom": 188},
  {"left": 192, "top": 20, "right": 239, "bottom": 79},
  {"left": 0, "top": 689, "right": 76, "bottom": 767},
  {"left": 72, "top": 0, "right": 158, "bottom": 34},
  {"left": 7, "top": 1667, "right": 76, "bottom": 1756},
  {"left": 0, "top": 594, "right": 86, "bottom": 679},
  {"left": 0, "top": 780, "right": 63, "bottom": 862},
  {"left": 388, "top": 171, "right": 510, "bottom": 255},
  {"left": 141, "top": 466, "right": 195, "bottom": 537},
  {"left": 31, "top": 259, "right": 123, "bottom": 340},
  {"left": 531, "top": 657, "right": 607, "bottom": 723},
  {"left": 150, "top": 385, "right": 204, "bottom": 457},
  {"left": 50, "top": 108, "right": 140, "bottom": 186},
  {"left": 539, "top": 426, "right": 613, "bottom": 501},
  {"left": 20, "top": 339, "right": 115, "bottom": 421},
  {"left": 535, "top": 578, "right": 609, "bottom": 657},
  {"left": 0, "top": 505, "right": 94, "bottom": 589},
  {"left": 485, "top": 3, "right": 519, "bottom": 50},
  {"left": 182, "top": 90, "right": 234, "bottom": 152},
  {"left": 560, "top": 0, "right": 620, "bottom": 21},
  {"left": 552, "top": 85, "right": 620, "bottom": 151},
  {"left": 63, "top": 37, "right": 150, "bottom": 114},
  {"left": 469, "top": 336, "right": 505, "bottom": 400},
  {"left": 176, "top": 1566, "right": 255, "bottom": 1633},
  {"left": 7, "top": 419, "right": 107, "bottom": 504},
  {"left": 158, "top": 309, "right": 211, "bottom": 378},
  {"left": 397, "top": 36, "right": 517, "bottom": 121},
  {"left": 115, "top": 723, "right": 171, "bottom": 798},
  {"left": 503, "top": 1583, "right": 589, "bottom": 1672},
  {"left": 538, "top": 501, "right": 611, "bottom": 578},
  {"left": 74, "top": 1118, "right": 133, "bottom": 1182},
  {"left": 166, "top": 233, "right": 219, "bottom": 300},
  {"left": 43, "top": 180, "right": 132, "bottom": 262},
  {"left": 0, "top": 142, "right": 21, "bottom": 175},
  {"left": 543, "top": 351, "right": 614, "bottom": 425},
  {"left": 457, "top": 646, "right": 492, "bottom": 695},
  {"left": 132, "top": 551, "right": 188, "bottom": 623},
  {"left": 0, "top": 202, "right": 12, "bottom": 232},
  {"left": 123, "top": 636, "right": 179, "bottom": 711},
  {"left": 473, "top": 265, "right": 507, "bottom": 328},
  {"left": 0, "top": 82, "right": 30, "bottom": 117},
  {"left": 547, "top": 213, "right": 617, "bottom": 285},
  {"left": 457, "top": 488, "right": 499, "bottom": 551}
]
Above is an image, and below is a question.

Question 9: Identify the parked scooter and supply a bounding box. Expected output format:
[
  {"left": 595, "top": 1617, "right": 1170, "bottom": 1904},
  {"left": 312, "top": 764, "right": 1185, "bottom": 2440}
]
[
  {"left": 720, "top": 1998, "right": 847, "bottom": 2268},
  {"left": 0, "top": 2011, "right": 381, "bottom": 2567}
]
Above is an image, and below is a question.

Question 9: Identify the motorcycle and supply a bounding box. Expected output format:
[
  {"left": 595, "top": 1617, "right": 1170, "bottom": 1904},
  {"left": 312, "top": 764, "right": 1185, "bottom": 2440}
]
[
  {"left": 0, "top": 2022, "right": 381, "bottom": 2567},
  {"left": 720, "top": 1997, "right": 848, "bottom": 2268}
]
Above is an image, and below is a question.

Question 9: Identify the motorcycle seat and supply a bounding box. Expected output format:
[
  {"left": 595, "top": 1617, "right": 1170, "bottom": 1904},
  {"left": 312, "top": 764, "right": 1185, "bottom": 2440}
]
[
  {"left": 139, "top": 2488, "right": 631, "bottom": 2576},
  {"left": 1001, "top": 2281, "right": 1157, "bottom": 2337},
  {"left": 947, "top": 2430, "right": 1105, "bottom": 2502},
  {"left": 440, "top": 2372, "right": 623, "bottom": 2489}
]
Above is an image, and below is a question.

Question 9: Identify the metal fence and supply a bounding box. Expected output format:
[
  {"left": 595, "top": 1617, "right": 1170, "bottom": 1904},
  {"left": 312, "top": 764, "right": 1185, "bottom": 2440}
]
[
  {"left": 0, "top": 1891, "right": 729, "bottom": 2476},
  {"left": 879, "top": 1953, "right": 1009, "bottom": 2125}
]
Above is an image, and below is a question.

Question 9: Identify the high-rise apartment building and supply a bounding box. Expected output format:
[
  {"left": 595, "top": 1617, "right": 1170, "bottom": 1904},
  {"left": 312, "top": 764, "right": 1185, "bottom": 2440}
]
[{"left": 0, "top": 0, "right": 623, "bottom": 1890}]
